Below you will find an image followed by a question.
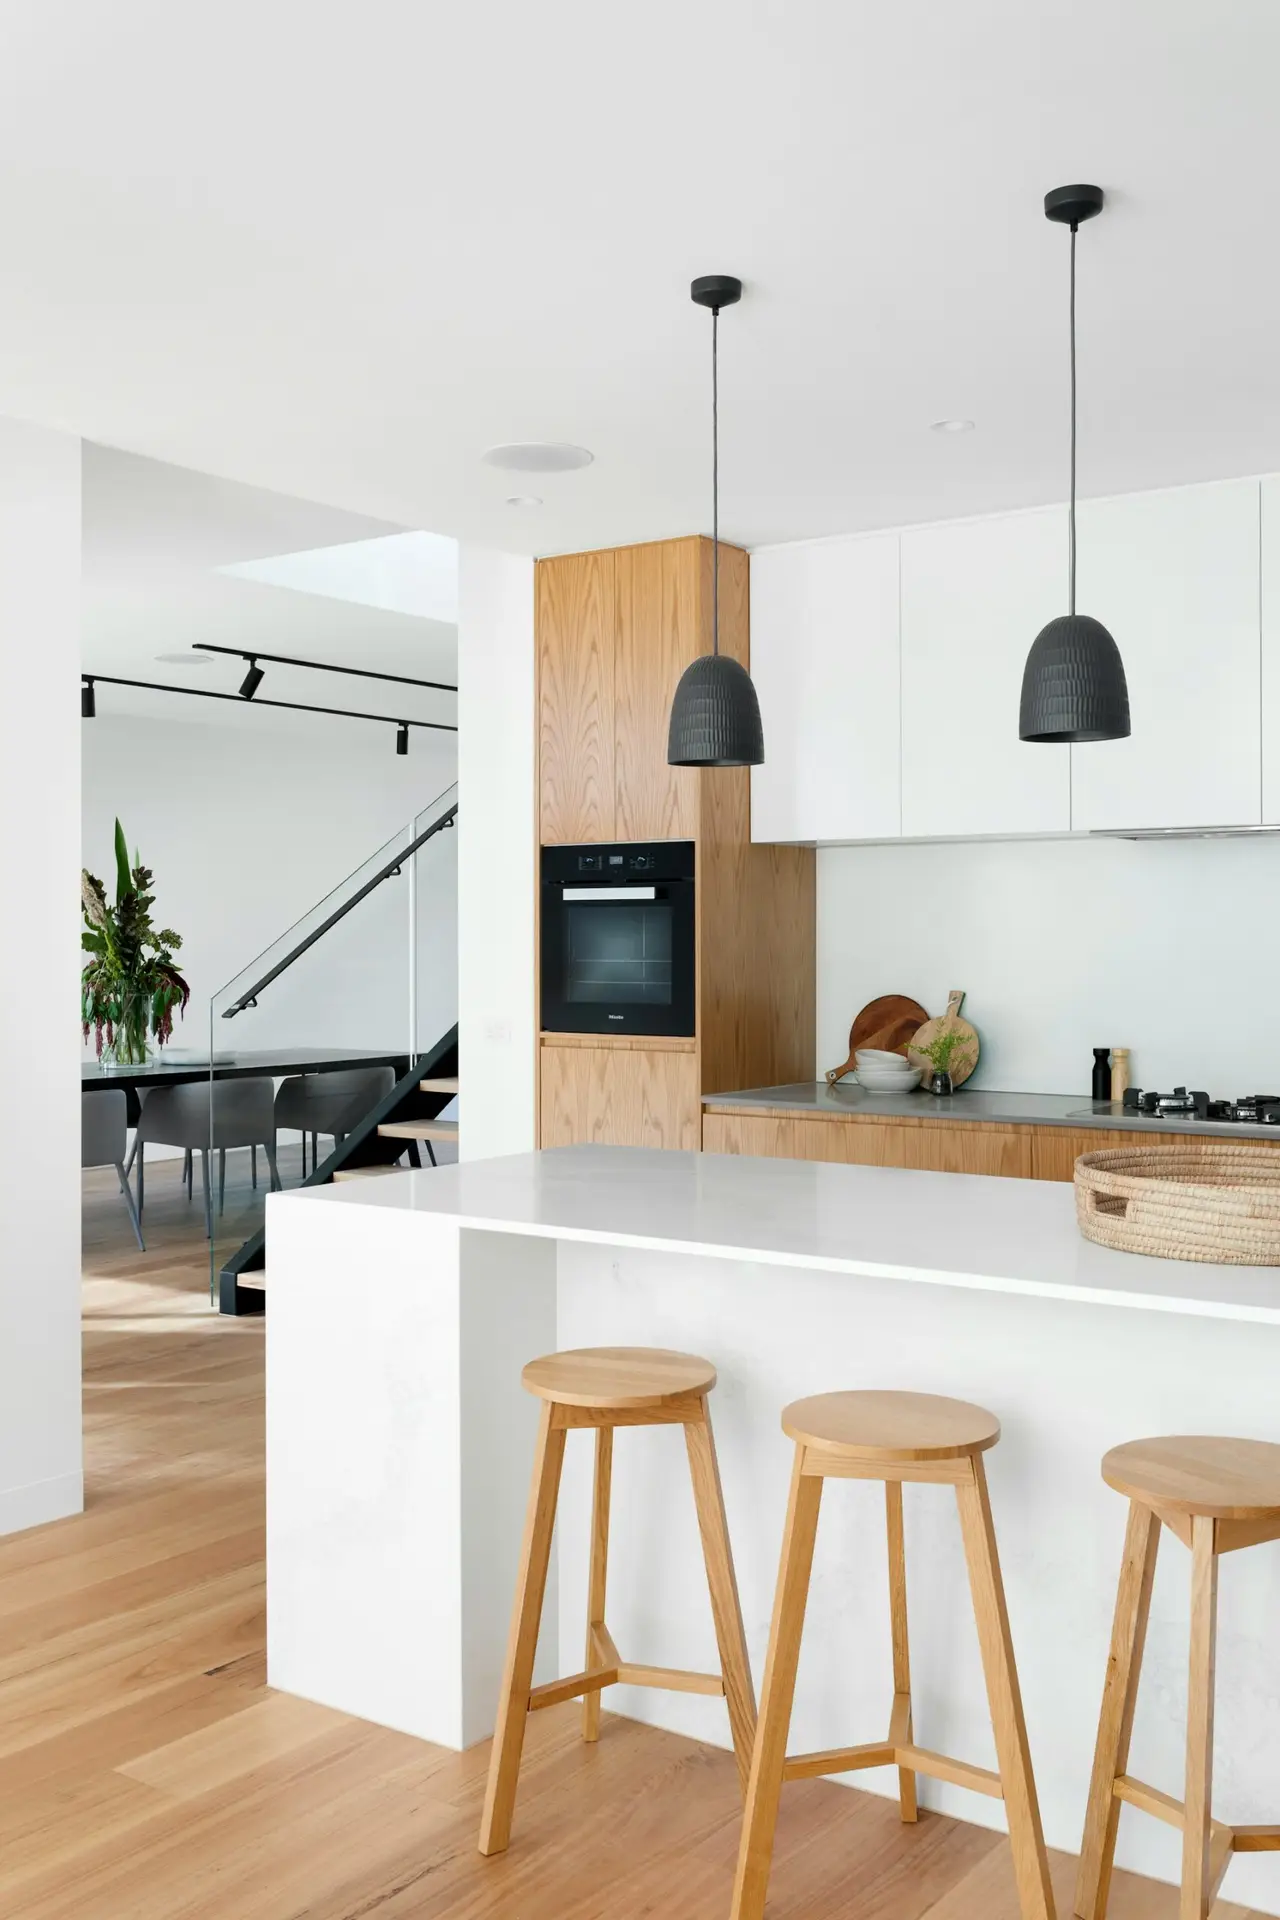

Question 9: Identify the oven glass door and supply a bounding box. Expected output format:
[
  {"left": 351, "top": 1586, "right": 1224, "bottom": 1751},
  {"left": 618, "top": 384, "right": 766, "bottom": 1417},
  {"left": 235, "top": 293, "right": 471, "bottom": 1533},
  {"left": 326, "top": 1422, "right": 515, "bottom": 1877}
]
[{"left": 542, "top": 882, "right": 694, "bottom": 1035}]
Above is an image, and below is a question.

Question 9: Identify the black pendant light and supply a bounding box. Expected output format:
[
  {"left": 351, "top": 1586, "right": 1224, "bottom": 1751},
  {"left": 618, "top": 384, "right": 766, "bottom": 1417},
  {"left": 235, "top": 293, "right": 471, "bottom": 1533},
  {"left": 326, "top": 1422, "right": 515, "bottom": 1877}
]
[
  {"left": 1020, "top": 186, "right": 1130, "bottom": 744},
  {"left": 668, "top": 274, "right": 764, "bottom": 767}
]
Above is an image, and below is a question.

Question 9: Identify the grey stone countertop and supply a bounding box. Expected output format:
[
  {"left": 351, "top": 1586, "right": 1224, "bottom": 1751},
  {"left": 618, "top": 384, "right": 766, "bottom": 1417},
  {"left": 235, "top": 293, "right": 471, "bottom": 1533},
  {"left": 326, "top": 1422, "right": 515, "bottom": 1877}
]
[{"left": 701, "top": 1082, "right": 1280, "bottom": 1139}]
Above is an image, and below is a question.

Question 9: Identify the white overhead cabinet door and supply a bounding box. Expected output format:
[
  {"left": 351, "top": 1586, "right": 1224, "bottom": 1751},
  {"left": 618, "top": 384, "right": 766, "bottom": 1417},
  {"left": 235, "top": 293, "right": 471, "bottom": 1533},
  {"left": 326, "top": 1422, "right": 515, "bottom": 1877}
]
[
  {"left": 1260, "top": 478, "right": 1280, "bottom": 823},
  {"left": 750, "top": 533, "right": 900, "bottom": 843},
  {"left": 1071, "top": 480, "right": 1261, "bottom": 831},
  {"left": 900, "top": 508, "right": 1070, "bottom": 837}
]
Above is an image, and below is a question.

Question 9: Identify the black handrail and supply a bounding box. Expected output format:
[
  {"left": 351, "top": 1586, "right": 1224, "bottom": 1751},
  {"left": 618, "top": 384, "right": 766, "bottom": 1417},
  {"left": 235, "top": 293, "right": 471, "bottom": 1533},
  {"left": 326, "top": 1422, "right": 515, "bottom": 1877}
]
[{"left": 221, "top": 800, "right": 457, "bottom": 1017}]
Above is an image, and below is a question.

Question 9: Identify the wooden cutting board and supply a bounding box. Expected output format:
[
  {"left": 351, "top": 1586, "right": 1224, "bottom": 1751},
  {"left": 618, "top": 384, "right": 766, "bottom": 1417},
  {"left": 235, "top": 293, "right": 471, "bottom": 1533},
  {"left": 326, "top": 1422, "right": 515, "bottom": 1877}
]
[
  {"left": 907, "top": 989, "right": 980, "bottom": 1088},
  {"left": 825, "top": 995, "right": 929, "bottom": 1086}
]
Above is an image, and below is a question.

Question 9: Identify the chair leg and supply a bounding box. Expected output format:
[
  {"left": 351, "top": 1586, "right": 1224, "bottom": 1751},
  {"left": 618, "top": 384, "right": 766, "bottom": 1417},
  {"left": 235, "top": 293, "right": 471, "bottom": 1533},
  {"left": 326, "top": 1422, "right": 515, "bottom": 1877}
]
[
  {"left": 311, "top": 1131, "right": 318, "bottom": 1172},
  {"left": 885, "top": 1480, "right": 918, "bottom": 1822},
  {"left": 955, "top": 1455, "right": 1055, "bottom": 1920},
  {"left": 426, "top": 1139, "right": 437, "bottom": 1167},
  {"left": 685, "top": 1398, "right": 757, "bottom": 1792},
  {"left": 1181, "top": 1516, "right": 1220, "bottom": 1920},
  {"left": 1075, "top": 1500, "right": 1162, "bottom": 1920},
  {"left": 583, "top": 1425, "right": 613, "bottom": 1743},
  {"left": 300, "top": 1131, "right": 307, "bottom": 1178},
  {"left": 183, "top": 1147, "right": 192, "bottom": 1198},
  {"left": 729, "top": 1446, "right": 823, "bottom": 1920},
  {"left": 200, "top": 1149, "right": 212, "bottom": 1240},
  {"left": 135, "top": 1141, "right": 145, "bottom": 1217},
  {"left": 264, "top": 1141, "right": 282, "bottom": 1192},
  {"left": 115, "top": 1162, "right": 145, "bottom": 1252},
  {"left": 219, "top": 1148, "right": 226, "bottom": 1213},
  {"left": 251, "top": 1143, "right": 258, "bottom": 1189},
  {"left": 123, "top": 1135, "right": 138, "bottom": 1179},
  {"left": 479, "top": 1403, "right": 567, "bottom": 1857}
]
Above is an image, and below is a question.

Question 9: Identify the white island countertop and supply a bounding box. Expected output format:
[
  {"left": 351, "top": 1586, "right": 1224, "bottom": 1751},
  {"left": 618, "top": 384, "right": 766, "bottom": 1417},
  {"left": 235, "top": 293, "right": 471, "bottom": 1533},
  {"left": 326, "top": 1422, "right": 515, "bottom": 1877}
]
[{"left": 301, "top": 1143, "right": 1280, "bottom": 1324}]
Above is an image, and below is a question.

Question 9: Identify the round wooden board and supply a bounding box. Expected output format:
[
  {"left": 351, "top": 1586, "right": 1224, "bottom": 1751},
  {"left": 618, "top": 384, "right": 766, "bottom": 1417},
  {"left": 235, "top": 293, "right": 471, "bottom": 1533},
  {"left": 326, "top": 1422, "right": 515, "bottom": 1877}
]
[
  {"left": 825, "top": 994, "right": 929, "bottom": 1086},
  {"left": 907, "top": 991, "right": 980, "bottom": 1088}
]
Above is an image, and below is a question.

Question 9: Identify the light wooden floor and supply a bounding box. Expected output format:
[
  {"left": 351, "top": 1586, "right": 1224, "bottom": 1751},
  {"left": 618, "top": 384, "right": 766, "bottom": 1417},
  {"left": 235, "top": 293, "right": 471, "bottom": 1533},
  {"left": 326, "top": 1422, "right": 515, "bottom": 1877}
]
[{"left": 0, "top": 1161, "right": 1268, "bottom": 1919}]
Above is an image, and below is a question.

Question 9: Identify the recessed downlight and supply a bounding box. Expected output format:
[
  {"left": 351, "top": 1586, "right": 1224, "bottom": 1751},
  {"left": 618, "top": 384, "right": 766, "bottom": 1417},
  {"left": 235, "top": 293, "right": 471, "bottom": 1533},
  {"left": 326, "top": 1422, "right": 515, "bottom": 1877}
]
[
  {"left": 506, "top": 494, "right": 543, "bottom": 508},
  {"left": 155, "top": 650, "right": 215, "bottom": 667},
  {"left": 930, "top": 418, "right": 975, "bottom": 433},
  {"left": 482, "top": 442, "right": 594, "bottom": 473}
]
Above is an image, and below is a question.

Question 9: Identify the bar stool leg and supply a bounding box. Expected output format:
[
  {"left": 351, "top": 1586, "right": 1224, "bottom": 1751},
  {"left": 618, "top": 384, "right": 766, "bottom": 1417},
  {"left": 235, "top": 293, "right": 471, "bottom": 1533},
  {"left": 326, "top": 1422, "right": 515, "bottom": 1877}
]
[
  {"left": 1181, "top": 1516, "right": 1219, "bottom": 1920},
  {"left": 684, "top": 1397, "right": 758, "bottom": 1789},
  {"left": 730, "top": 1448, "right": 823, "bottom": 1920},
  {"left": 885, "top": 1481, "right": 918, "bottom": 1823},
  {"left": 955, "top": 1456, "right": 1055, "bottom": 1920},
  {"left": 582, "top": 1426, "right": 613, "bottom": 1743},
  {"left": 479, "top": 1403, "right": 567, "bottom": 1857},
  {"left": 1075, "top": 1500, "right": 1162, "bottom": 1920}
]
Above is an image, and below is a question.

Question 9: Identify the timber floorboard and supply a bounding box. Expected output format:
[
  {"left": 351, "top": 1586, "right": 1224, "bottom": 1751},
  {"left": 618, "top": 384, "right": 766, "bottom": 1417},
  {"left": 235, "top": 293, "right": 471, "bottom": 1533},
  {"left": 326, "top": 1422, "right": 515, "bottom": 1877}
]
[{"left": 0, "top": 1160, "right": 1267, "bottom": 1917}]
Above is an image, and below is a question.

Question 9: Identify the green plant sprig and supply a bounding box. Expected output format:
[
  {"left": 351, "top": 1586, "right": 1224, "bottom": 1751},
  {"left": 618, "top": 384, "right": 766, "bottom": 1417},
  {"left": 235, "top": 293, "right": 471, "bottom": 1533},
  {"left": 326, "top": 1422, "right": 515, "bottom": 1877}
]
[{"left": 916, "top": 1024, "right": 974, "bottom": 1076}]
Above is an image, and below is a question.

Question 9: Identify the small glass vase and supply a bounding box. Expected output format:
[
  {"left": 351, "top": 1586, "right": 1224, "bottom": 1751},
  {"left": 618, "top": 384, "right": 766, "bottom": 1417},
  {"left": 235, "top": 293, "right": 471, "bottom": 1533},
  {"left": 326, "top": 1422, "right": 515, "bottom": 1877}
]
[
  {"left": 102, "top": 992, "right": 153, "bottom": 1069},
  {"left": 928, "top": 1069, "right": 953, "bottom": 1097}
]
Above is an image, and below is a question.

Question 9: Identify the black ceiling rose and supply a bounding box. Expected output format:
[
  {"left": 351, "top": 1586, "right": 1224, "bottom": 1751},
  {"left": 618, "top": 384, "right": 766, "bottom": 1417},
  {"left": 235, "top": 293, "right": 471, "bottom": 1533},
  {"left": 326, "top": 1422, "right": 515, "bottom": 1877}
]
[
  {"left": 668, "top": 273, "right": 764, "bottom": 768},
  {"left": 668, "top": 653, "right": 764, "bottom": 767},
  {"left": 1020, "top": 183, "right": 1130, "bottom": 745}
]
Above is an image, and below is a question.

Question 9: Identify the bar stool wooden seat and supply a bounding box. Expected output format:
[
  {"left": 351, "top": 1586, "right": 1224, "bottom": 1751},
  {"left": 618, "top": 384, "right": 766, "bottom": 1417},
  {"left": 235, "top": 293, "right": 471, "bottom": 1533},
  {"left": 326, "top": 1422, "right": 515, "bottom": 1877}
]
[
  {"left": 730, "top": 1390, "right": 1054, "bottom": 1920},
  {"left": 1076, "top": 1435, "right": 1280, "bottom": 1920},
  {"left": 478, "top": 1346, "right": 757, "bottom": 1856}
]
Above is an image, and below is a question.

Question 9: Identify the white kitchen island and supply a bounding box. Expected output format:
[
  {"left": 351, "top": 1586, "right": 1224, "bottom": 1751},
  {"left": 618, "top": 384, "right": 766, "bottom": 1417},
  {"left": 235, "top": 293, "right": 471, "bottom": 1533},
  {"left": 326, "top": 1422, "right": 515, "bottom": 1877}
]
[{"left": 266, "top": 1146, "right": 1280, "bottom": 1911}]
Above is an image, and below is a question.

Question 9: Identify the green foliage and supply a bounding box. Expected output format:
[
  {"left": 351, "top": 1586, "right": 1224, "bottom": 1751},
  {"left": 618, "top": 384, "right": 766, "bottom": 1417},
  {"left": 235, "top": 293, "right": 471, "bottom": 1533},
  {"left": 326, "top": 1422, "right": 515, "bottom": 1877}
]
[
  {"left": 81, "top": 819, "right": 190, "bottom": 1063},
  {"left": 917, "top": 1023, "right": 974, "bottom": 1076}
]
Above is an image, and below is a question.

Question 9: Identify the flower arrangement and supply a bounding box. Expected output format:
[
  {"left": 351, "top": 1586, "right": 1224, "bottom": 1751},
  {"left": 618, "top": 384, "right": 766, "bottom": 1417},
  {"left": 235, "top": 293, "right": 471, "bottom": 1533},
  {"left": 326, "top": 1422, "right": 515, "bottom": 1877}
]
[{"left": 82, "top": 820, "right": 190, "bottom": 1065}]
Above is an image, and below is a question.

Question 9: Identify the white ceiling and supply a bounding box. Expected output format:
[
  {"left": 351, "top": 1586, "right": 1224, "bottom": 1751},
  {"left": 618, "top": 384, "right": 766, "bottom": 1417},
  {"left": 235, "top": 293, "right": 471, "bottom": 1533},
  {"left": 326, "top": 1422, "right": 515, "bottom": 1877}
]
[
  {"left": 6, "top": 3, "right": 1280, "bottom": 557},
  {"left": 82, "top": 444, "right": 458, "bottom": 736}
]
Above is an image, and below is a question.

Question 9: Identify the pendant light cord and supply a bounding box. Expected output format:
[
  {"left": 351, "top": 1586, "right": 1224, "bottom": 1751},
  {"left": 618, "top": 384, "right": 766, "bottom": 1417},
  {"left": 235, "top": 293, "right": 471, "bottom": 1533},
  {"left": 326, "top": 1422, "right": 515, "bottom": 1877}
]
[
  {"left": 1068, "top": 222, "right": 1077, "bottom": 617},
  {"left": 711, "top": 304, "right": 720, "bottom": 655}
]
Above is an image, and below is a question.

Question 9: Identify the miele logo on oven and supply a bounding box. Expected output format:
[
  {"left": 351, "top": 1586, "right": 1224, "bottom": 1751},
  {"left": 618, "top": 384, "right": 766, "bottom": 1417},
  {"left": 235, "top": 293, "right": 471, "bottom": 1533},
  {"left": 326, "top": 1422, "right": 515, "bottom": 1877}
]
[{"left": 608, "top": 1013, "right": 624, "bottom": 1021}]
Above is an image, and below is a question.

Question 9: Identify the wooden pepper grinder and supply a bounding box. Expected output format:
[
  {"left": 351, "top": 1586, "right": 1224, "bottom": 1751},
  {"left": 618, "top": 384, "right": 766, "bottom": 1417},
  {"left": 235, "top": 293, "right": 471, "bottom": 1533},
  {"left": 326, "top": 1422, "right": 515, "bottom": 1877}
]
[{"left": 1111, "top": 1048, "right": 1131, "bottom": 1103}]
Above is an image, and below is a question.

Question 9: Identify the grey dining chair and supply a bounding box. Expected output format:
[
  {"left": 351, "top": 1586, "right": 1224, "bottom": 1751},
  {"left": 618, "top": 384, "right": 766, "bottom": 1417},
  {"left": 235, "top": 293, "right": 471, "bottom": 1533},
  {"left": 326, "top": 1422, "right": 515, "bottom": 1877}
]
[
  {"left": 81, "top": 1089, "right": 145, "bottom": 1250},
  {"left": 128, "top": 1079, "right": 280, "bottom": 1238},
  {"left": 274, "top": 1067, "right": 395, "bottom": 1176}
]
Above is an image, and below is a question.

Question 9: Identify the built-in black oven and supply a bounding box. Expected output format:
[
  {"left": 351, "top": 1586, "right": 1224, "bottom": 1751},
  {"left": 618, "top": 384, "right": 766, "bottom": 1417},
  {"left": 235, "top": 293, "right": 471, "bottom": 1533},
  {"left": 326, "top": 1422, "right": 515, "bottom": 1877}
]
[{"left": 540, "top": 842, "right": 695, "bottom": 1037}]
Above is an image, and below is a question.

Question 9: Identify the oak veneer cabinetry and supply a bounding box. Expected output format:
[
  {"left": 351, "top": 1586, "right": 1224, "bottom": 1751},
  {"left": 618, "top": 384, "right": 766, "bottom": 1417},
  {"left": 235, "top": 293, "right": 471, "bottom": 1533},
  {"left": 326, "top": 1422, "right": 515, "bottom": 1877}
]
[
  {"left": 702, "top": 1110, "right": 1280, "bottom": 1182},
  {"left": 537, "top": 536, "right": 816, "bottom": 1152}
]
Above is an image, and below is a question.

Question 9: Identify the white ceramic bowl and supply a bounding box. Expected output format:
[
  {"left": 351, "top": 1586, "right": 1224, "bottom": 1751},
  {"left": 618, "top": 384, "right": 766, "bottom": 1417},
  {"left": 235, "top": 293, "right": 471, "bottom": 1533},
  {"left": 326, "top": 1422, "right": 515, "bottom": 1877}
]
[
  {"left": 856, "top": 1067, "right": 923, "bottom": 1092},
  {"left": 855, "top": 1048, "right": 911, "bottom": 1065}
]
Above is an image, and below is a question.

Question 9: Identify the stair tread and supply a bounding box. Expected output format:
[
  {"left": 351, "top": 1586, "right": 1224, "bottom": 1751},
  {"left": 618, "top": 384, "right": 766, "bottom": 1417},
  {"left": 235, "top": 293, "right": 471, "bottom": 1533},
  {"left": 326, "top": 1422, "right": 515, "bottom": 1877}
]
[
  {"left": 377, "top": 1120, "right": 460, "bottom": 1142},
  {"left": 333, "top": 1165, "right": 403, "bottom": 1181},
  {"left": 239, "top": 1272, "right": 267, "bottom": 1291},
  {"left": 418, "top": 1076, "right": 459, "bottom": 1093}
]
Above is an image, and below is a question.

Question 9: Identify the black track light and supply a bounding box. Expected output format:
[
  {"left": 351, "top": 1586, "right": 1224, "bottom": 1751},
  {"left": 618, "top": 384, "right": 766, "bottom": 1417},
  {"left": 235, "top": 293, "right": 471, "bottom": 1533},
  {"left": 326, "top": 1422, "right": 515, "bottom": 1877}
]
[
  {"left": 239, "top": 658, "right": 265, "bottom": 700},
  {"left": 396, "top": 722, "right": 409, "bottom": 756},
  {"left": 81, "top": 677, "right": 96, "bottom": 718}
]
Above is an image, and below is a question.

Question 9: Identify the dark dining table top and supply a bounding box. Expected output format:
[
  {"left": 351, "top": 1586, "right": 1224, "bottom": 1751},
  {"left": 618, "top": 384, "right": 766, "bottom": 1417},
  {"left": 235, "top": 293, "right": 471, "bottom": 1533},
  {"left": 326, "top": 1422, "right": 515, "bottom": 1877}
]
[{"left": 81, "top": 1047, "right": 411, "bottom": 1092}]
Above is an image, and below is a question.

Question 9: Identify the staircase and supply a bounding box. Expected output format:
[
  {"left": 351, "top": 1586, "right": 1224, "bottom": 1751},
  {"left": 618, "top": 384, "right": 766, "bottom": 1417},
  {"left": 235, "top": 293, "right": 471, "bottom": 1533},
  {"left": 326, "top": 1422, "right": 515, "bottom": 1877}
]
[{"left": 218, "top": 1025, "right": 459, "bottom": 1314}]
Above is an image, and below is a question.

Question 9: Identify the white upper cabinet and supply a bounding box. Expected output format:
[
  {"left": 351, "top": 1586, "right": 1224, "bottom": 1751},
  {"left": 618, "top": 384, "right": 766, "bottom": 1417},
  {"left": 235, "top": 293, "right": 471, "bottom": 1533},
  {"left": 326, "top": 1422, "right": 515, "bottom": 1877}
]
[
  {"left": 750, "top": 533, "right": 900, "bottom": 843},
  {"left": 900, "top": 508, "right": 1070, "bottom": 837},
  {"left": 1260, "top": 479, "right": 1280, "bottom": 822},
  {"left": 1071, "top": 480, "right": 1261, "bottom": 831}
]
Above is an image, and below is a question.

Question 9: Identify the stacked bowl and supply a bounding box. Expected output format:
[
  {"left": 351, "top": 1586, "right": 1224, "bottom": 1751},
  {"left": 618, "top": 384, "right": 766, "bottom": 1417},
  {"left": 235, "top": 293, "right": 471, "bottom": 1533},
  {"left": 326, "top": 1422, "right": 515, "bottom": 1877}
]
[{"left": 854, "top": 1048, "right": 922, "bottom": 1092}]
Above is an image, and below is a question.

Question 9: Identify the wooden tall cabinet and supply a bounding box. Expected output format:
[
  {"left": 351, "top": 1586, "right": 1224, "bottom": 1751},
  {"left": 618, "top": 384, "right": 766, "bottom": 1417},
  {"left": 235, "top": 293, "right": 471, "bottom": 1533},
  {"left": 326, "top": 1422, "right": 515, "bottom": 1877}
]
[{"left": 537, "top": 535, "right": 815, "bottom": 1150}]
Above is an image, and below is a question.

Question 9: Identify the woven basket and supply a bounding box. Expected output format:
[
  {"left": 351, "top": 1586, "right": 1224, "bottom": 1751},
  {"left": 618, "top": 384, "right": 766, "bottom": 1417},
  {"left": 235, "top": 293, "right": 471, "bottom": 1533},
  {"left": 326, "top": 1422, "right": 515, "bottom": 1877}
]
[{"left": 1075, "top": 1143, "right": 1280, "bottom": 1265}]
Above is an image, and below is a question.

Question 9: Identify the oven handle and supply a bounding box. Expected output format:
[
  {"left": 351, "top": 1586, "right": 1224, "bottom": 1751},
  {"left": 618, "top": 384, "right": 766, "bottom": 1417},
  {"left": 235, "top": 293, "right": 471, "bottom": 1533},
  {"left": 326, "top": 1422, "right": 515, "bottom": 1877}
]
[{"left": 561, "top": 885, "right": 658, "bottom": 901}]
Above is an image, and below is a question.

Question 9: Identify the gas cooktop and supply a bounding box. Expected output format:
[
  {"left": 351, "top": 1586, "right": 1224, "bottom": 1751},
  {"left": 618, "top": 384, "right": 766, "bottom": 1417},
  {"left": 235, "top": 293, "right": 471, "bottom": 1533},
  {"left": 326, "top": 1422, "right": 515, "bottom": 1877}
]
[{"left": 1121, "top": 1087, "right": 1280, "bottom": 1125}]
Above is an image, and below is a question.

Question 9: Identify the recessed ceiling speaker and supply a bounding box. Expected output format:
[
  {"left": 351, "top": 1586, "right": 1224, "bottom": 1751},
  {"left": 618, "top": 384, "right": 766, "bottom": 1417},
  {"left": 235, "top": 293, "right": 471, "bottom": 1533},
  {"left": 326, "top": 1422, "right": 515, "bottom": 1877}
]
[{"left": 481, "top": 442, "right": 594, "bottom": 473}]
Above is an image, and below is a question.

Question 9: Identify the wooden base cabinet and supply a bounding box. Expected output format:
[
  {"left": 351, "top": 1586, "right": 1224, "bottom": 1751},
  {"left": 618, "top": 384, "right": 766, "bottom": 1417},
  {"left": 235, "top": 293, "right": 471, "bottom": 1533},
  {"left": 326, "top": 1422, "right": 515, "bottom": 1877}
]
[
  {"left": 702, "top": 1111, "right": 1032, "bottom": 1179},
  {"left": 541, "top": 1041, "right": 700, "bottom": 1152}
]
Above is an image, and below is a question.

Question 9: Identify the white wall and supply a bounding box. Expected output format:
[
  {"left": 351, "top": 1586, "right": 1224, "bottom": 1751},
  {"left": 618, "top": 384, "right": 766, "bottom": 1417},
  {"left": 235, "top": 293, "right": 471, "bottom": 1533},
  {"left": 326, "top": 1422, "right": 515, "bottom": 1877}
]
[
  {"left": 819, "top": 833, "right": 1280, "bottom": 1096},
  {"left": 0, "top": 419, "right": 83, "bottom": 1536},
  {"left": 82, "top": 714, "right": 457, "bottom": 1066},
  {"left": 457, "top": 546, "right": 536, "bottom": 1161}
]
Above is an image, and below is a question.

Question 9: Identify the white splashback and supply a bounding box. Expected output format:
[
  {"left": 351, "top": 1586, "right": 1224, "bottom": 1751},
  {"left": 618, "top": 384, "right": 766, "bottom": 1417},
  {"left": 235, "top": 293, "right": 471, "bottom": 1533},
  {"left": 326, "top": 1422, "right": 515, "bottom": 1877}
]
[{"left": 818, "top": 833, "right": 1280, "bottom": 1097}]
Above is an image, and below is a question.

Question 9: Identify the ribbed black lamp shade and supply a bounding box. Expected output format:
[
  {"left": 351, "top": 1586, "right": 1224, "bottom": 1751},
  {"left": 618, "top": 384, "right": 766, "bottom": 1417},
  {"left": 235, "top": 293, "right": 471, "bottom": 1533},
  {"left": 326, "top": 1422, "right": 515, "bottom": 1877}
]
[
  {"left": 1019, "top": 614, "right": 1130, "bottom": 743},
  {"left": 667, "top": 653, "right": 764, "bottom": 766}
]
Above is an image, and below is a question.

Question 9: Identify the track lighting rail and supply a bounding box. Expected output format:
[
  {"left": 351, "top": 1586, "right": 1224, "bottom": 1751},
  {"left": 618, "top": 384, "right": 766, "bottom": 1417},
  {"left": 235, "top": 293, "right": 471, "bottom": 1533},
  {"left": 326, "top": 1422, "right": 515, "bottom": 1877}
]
[
  {"left": 191, "top": 643, "right": 456, "bottom": 695},
  {"left": 79, "top": 673, "right": 456, "bottom": 740}
]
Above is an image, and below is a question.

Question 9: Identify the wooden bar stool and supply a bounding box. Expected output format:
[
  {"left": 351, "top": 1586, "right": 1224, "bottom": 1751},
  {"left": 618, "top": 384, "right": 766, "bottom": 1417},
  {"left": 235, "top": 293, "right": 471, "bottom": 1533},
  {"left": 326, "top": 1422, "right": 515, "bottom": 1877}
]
[
  {"left": 1076, "top": 1435, "right": 1280, "bottom": 1920},
  {"left": 478, "top": 1345, "right": 757, "bottom": 1856},
  {"left": 730, "top": 1390, "right": 1055, "bottom": 1920}
]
